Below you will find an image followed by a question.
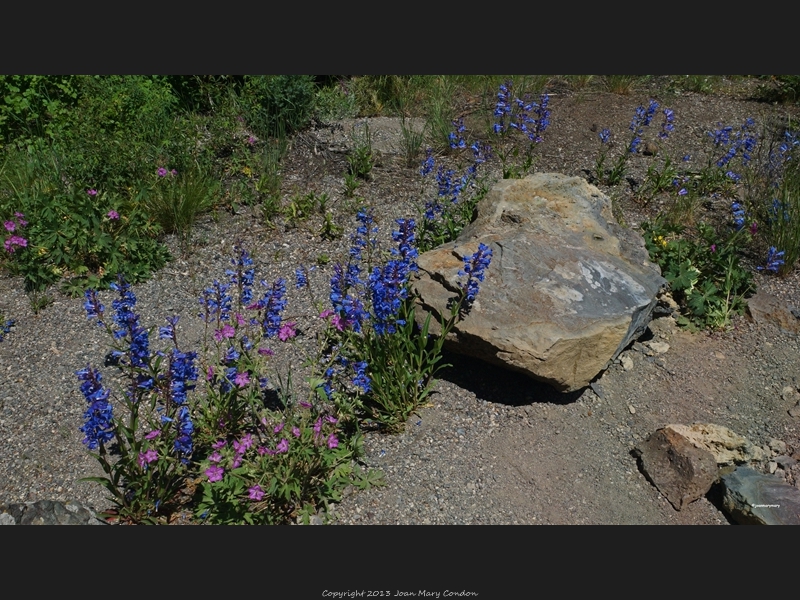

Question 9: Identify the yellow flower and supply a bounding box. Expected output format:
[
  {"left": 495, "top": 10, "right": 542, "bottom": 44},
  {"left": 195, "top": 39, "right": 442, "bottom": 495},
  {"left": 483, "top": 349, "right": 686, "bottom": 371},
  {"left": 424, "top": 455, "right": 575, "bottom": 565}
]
[
  {"left": 242, "top": 165, "right": 252, "bottom": 177},
  {"left": 653, "top": 235, "right": 668, "bottom": 248},
  {"left": 38, "top": 246, "right": 48, "bottom": 256}
]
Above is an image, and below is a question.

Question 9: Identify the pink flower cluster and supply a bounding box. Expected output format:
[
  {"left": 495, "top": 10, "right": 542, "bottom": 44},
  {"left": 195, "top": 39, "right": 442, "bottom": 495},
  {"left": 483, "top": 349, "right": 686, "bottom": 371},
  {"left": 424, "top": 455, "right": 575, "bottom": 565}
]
[{"left": 3, "top": 212, "right": 28, "bottom": 253}]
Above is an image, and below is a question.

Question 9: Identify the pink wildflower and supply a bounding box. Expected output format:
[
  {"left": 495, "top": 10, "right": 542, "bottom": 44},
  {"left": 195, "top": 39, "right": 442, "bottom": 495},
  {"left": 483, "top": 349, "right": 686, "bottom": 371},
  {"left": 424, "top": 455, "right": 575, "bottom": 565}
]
[
  {"left": 258, "top": 347, "right": 275, "bottom": 356},
  {"left": 205, "top": 465, "right": 224, "bottom": 482},
  {"left": 4, "top": 221, "right": 14, "bottom": 232},
  {"left": 331, "top": 314, "right": 346, "bottom": 331},
  {"left": 145, "top": 429, "right": 161, "bottom": 440},
  {"left": 87, "top": 189, "right": 97, "bottom": 196},
  {"left": 234, "top": 371, "right": 250, "bottom": 387},
  {"left": 278, "top": 322, "right": 297, "bottom": 341},
  {"left": 214, "top": 324, "right": 236, "bottom": 342},
  {"left": 234, "top": 433, "right": 253, "bottom": 454},
  {"left": 107, "top": 210, "right": 119, "bottom": 220},
  {"left": 248, "top": 485, "right": 265, "bottom": 501},
  {"left": 4, "top": 236, "right": 27, "bottom": 253},
  {"left": 276, "top": 438, "right": 289, "bottom": 453},
  {"left": 137, "top": 448, "right": 158, "bottom": 468},
  {"left": 327, "top": 433, "right": 339, "bottom": 449}
]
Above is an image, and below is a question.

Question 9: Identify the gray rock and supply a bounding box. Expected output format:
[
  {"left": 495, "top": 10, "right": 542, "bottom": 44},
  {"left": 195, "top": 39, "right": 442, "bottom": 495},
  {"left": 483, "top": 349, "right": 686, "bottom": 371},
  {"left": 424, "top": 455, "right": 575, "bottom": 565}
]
[
  {"left": 0, "top": 500, "right": 105, "bottom": 525},
  {"left": 634, "top": 427, "right": 719, "bottom": 511},
  {"left": 720, "top": 466, "right": 800, "bottom": 525},
  {"left": 412, "top": 173, "right": 666, "bottom": 392},
  {"left": 747, "top": 290, "right": 800, "bottom": 334}
]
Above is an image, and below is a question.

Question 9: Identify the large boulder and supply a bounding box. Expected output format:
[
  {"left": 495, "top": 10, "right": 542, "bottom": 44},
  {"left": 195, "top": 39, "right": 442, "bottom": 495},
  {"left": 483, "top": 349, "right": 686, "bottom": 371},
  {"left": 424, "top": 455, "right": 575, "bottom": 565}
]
[{"left": 412, "top": 173, "right": 666, "bottom": 392}]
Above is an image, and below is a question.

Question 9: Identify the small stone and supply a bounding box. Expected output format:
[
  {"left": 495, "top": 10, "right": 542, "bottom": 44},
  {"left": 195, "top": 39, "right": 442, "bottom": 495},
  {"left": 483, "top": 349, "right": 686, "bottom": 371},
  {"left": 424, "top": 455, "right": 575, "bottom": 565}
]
[
  {"left": 769, "top": 439, "right": 787, "bottom": 455},
  {"left": 775, "top": 455, "right": 798, "bottom": 469},
  {"left": 629, "top": 405, "right": 636, "bottom": 414},
  {"left": 642, "top": 141, "right": 659, "bottom": 156},
  {"left": 621, "top": 355, "right": 634, "bottom": 371},
  {"left": 789, "top": 403, "right": 800, "bottom": 418},
  {"left": 768, "top": 461, "right": 778, "bottom": 474},
  {"left": 646, "top": 341, "right": 670, "bottom": 354}
]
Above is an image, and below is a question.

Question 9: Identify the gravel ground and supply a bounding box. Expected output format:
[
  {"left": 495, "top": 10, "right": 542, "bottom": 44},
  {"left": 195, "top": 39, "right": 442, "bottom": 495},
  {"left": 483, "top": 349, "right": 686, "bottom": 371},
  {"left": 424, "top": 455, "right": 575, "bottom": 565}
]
[{"left": 2, "top": 78, "right": 800, "bottom": 524}]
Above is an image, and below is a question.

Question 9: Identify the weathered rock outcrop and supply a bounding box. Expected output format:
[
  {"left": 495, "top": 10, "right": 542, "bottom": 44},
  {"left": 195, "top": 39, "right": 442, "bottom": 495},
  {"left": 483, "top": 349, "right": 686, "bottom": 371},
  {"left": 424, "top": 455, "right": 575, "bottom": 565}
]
[{"left": 412, "top": 173, "right": 666, "bottom": 392}]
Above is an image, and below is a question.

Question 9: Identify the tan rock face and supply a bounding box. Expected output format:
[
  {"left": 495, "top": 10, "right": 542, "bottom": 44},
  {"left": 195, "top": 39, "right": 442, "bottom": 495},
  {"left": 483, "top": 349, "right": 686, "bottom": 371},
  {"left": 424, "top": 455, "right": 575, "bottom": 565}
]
[
  {"left": 664, "top": 423, "right": 767, "bottom": 465},
  {"left": 411, "top": 173, "right": 666, "bottom": 392}
]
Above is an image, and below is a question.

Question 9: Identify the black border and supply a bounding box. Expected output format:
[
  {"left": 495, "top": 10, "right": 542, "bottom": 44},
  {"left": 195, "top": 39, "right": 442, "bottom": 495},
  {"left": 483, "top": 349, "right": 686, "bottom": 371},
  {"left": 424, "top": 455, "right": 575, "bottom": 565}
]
[
  {"left": 0, "top": 7, "right": 794, "bottom": 74},
  {"left": 4, "top": 524, "right": 782, "bottom": 596},
  {"left": 2, "top": 9, "right": 794, "bottom": 597}
]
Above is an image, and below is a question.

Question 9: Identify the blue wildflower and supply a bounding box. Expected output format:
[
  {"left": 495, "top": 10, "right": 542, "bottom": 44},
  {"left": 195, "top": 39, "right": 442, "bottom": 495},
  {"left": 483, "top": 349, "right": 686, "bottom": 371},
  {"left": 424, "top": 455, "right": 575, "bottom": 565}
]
[
  {"left": 458, "top": 243, "right": 493, "bottom": 304},
  {"left": 731, "top": 202, "right": 746, "bottom": 230},
  {"left": 108, "top": 276, "right": 150, "bottom": 369},
  {"left": 0, "top": 318, "right": 13, "bottom": 342},
  {"left": 159, "top": 315, "right": 179, "bottom": 342},
  {"left": 83, "top": 289, "right": 105, "bottom": 325},
  {"left": 199, "top": 280, "right": 232, "bottom": 325},
  {"left": 295, "top": 266, "right": 308, "bottom": 289},
  {"left": 76, "top": 365, "right": 115, "bottom": 450},
  {"left": 173, "top": 405, "right": 194, "bottom": 459},
  {"left": 251, "top": 278, "right": 287, "bottom": 338},
  {"left": 420, "top": 148, "right": 435, "bottom": 177},
  {"left": 352, "top": 360, "right": 371, "bottom": 394},
  {"left": 226, "top": 244, "right": 255, "bottom": 307},
  {"left": 168, "top": 348, "right": 198, "bottom": 406},
  {"left": 757, "top": 247, "right": 786, "bottom": 273},
  {"left": 448, "top": 119, "right": 467, "bottom": 149}
]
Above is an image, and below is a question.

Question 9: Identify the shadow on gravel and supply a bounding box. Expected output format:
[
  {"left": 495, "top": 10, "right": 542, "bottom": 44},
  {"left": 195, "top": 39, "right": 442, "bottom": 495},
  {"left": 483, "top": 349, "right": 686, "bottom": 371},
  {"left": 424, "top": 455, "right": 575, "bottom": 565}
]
[{"left": 437, "top": 348, "right": 583, "bottom": 407}]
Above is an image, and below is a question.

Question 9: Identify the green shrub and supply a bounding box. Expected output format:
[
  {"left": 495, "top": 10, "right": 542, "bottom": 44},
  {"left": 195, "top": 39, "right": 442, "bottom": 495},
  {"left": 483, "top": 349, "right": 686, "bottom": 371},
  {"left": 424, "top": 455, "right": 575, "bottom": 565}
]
[
  {"left": 240, "top": 75, "right": 317, "bottom": 138},
  {"left": 140, "top": 165, "right": 219, "bottom": 251},
  {"left": 0, "top": 144, "right": 170, "bottom": 294},
  {"left": 642, "top": 217, "right": 754, "bottom": 330},
  {"left": 755, "top": 75, "right": 800, "bottom": 103},
  {"left": 0, "top": 75, "right": 80, "bottom": 148}
]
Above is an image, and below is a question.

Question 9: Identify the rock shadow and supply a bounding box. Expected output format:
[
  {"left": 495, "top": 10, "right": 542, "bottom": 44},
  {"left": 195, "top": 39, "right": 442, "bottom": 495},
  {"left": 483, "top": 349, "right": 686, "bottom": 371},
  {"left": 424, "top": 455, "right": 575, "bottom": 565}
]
[{"left": 437, "top": 348, "right": 584, "bottom": 407}]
